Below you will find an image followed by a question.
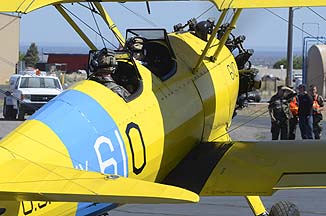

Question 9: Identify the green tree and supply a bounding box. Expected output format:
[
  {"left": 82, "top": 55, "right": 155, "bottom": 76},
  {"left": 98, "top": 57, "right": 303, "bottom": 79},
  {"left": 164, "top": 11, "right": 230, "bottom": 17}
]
[
  {"left": 273, "top": 56, "right": 302, "bottom": 69},
  {"left": 23, "top": 43, "right": 39, "bottom": 67},
  {"left": 19, "top": 52, "right": 25, "bottom": 61}
]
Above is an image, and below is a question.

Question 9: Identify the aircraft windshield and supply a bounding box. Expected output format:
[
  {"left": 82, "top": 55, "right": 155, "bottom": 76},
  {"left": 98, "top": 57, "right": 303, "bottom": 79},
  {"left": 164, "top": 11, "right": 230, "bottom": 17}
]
[{"left": 126, "top": 29, "right": 166, "bottom": 40}]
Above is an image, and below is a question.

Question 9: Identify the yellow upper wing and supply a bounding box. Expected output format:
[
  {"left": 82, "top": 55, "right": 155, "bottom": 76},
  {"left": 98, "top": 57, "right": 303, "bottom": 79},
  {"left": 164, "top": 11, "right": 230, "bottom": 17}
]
[
  {"left": 1, "top": 0, "right": 326, "bottom": 13},
  {"left": 163, "top": 140, "right": 326, "bottom": 196},
  {"left": 0, "top": 159, "right": 199, "bottom": 203}
]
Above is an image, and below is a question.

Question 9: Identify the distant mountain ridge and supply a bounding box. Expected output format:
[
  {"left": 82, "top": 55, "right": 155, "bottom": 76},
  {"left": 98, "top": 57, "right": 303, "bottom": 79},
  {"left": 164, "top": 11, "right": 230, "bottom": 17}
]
[{"left": 20, "top": 45, "right": 302, "bottom": 68}]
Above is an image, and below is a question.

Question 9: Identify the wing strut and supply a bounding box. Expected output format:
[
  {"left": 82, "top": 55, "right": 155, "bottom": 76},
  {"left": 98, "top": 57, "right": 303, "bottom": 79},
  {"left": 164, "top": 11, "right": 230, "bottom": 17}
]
[
  {"left": 193, "top": 9, "right": 242, "bottom": 73},
  {"left": 55, "top": 4, "right": 97, "bottom": 50},
  {"left": 211, "top": 8, "right": 242, "bottom": 61},
  {"left": 246, "top": 196, "right": 268, "bottom": 216},
  {"left": 93, "top": 2, "right": 125, "bottom": 47},
  {"left": 193, "top": 9, "right": 228, "bottom": 73}
]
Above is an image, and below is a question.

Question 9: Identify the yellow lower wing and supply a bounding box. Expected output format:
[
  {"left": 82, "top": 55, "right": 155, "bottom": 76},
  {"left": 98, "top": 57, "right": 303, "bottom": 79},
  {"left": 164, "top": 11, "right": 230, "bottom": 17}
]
[
  {"left": 0, "top": 159, "right": 199, "bottom": 203},
  {"left": 163, "top": 141, "right": 326, "bottom": 196}
]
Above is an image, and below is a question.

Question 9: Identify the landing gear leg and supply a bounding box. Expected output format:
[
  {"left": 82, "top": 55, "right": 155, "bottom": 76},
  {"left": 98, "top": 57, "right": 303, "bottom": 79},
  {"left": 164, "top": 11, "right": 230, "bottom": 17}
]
[{"left": 245, "top": 196, "right": 268, "bottom": 216}]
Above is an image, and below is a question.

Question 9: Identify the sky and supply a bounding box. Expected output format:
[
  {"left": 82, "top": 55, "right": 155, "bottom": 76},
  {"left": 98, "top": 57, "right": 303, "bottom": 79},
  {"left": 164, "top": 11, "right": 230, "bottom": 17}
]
[{"left": 15, "top": 2, "right": 326, "bottom": 52}]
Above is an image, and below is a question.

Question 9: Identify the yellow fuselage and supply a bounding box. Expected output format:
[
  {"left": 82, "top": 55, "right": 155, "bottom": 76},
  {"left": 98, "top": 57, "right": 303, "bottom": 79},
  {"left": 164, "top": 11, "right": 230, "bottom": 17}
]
[{"left": 0, "top": 32, "right": 239, "bottom": 215}]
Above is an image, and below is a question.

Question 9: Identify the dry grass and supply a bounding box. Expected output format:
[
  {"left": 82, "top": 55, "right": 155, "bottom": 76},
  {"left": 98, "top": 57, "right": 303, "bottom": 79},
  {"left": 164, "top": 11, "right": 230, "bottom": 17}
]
[{"left": 62, "top": 73, "right": 87, "bottom": 88}]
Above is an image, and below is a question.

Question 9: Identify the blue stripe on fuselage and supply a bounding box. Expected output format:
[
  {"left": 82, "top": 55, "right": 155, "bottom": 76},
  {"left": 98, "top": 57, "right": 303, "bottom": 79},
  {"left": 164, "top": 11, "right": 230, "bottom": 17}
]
[{"left": 31, "top": 89, "right": 128, "bottom": 216}]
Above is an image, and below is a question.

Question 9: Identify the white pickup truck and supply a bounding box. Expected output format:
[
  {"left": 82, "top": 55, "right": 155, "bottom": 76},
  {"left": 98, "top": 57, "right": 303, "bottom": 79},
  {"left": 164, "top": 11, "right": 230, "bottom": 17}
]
[{"left": 3, "top": 74, "right": 63, "bottom": 120}]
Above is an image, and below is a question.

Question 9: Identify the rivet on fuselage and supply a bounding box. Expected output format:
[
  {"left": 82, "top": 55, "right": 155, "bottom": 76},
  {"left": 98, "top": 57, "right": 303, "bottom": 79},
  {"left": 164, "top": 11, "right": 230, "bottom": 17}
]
[{"left": 104, "top": 174, "right": 120, "bottom": 180}]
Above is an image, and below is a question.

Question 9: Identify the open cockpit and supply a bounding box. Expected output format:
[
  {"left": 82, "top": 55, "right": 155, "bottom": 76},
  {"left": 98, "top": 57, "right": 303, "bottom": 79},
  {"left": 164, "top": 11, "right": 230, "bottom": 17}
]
[
  {"left": 87, "top": 49, "right": 143, "bottom": 101},
  {"left": 87, "top": 28, "right": 178, "bottom": 101},
  {"left": 125, "top": 29, "right": 177, "bottom": 81}
]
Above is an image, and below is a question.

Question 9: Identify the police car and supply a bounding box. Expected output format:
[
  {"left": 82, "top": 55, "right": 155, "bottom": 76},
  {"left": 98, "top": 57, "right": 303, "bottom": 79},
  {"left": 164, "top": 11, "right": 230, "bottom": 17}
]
[{"left": 3, "top": 71, "right": 63, "bottom": 120}]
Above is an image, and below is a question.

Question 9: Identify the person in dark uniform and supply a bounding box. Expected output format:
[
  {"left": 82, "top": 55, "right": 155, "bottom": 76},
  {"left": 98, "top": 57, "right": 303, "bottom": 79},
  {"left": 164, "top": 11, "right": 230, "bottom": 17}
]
[
  {"left": 89, "top": 48, "right": 131, "bottom": 99},
  {"left": 268, "top": 86, "right": 295, "bottom": 140},
  {"left": 309, "top": 85, "right": 324, "bottom": 139},
  {"left": 298, "top": 84, "right": 313, "bottom": 139}
]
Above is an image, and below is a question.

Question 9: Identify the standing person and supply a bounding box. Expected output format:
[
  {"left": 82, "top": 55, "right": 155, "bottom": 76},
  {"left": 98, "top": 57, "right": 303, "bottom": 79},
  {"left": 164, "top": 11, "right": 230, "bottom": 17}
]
[
  {"left": 310, "top": 85, "right": 324, "bottom": 139},
  {"left": 298, "top": 84, "right": 314, "bottom": 139},
  {"left": 289, "top": 94, "right": 299, "bottom": 140},
  {"left": 268, "top": 86, "right": 294, "bottom": 140}
]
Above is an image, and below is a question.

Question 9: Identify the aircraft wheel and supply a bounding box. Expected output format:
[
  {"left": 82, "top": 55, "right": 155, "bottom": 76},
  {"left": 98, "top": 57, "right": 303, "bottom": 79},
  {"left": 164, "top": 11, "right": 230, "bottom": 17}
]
[{"left": 269, "top": 200, "right": 300, "bottom": 216}]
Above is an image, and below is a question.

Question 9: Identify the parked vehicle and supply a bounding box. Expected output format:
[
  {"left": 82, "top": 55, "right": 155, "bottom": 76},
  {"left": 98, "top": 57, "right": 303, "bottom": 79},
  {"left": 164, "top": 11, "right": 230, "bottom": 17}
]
[
  {"left": 238, "top": 90, "right": 261, "bottom": 104},
  {"left": 247, "top": 90, "right": 261, "bottom": 102},
  {"left": 3, "top": 73, "right": 63, "bottom": 120},
  {"left": 293, "top": 74, "right": 302, "bottom": 89}
]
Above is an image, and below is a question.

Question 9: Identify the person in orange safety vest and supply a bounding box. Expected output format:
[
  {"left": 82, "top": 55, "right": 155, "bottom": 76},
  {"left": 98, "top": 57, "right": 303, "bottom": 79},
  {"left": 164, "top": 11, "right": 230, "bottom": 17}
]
[
  {"left": 309, "top": 85, "right": 324, "bottom": 139},
  {"left": 289, "top": 95, "right": 299, "bottom": 140}
]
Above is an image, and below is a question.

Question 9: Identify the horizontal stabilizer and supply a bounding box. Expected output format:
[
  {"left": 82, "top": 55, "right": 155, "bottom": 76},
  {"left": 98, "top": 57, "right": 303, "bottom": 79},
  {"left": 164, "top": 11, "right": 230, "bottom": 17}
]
[
  {"left": 163, "top": 140, "right": 326, "bottom": 196},
  {"left": 0, "top": 160, "right": 199, "bottom": 203}
]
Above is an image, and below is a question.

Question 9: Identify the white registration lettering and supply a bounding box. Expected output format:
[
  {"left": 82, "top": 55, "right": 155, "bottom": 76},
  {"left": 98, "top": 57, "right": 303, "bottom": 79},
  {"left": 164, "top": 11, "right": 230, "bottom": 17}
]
[
  {"left": 94, "top": 136, "right": 118, "bottom": 174},
  {"left": 75, "top": 161, "right": 88, "bottom": 171}
]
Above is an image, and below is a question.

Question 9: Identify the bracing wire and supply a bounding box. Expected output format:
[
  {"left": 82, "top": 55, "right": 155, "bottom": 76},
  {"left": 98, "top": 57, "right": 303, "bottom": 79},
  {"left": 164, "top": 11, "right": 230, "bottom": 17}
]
[
  {"left": 0, "top": 89, "right": 101, "bottom": 174},
  {"left": 77, "top": 2, "right": 125, "bottom": 47},
  {"left": 118, "top": 3, "right": 157, "bottom": 27},
  {"left": 22, "top": 0, "right": 37, "bottom": 14},
  {"left": 0, "top": 17, "right": 19, "bottom": 33},
  {"left": 212, "top": 105, "right": 270, "bottom": 142},
  {"left": 225, "top": 9, "right": 234, "bottom": 24},
  {"left": 15, "top": 0, "right": 29, "bottom": 12},
  {"left": 0, "top": 95, "right": 122, "bottom": 192},
  {"left": 0, "top": 146, "right": 100, "bottom": 196},
  {"left": 196, "top": 5, "right": 215, "bottom": 20},
  {"left": 7, "top": 3, "right": 325, "bottom": 189},
  {"left": 61, "top": 5, "right": 118, "bottom": 49},
  {"left": 119, "top": 3, "right": 214, "bottom": 29},
  {"left": 77, "top": 2, "right": 99, "bottom": 14},
  {"left": 89, "top": 2, "right": 107, "bottom": 48}
]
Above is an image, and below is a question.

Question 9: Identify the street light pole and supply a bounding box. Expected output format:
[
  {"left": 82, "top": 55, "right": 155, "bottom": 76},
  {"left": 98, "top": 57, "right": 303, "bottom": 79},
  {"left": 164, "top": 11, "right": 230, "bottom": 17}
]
[{"left": 286, "top": 7, "right": 294, "bottom": 87}]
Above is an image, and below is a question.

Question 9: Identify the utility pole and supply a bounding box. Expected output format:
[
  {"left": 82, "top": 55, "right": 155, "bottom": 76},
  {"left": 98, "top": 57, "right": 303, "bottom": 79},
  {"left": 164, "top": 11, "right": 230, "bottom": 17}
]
[{"left": 286, "top": 7, "right": 294, "bottom": 86}]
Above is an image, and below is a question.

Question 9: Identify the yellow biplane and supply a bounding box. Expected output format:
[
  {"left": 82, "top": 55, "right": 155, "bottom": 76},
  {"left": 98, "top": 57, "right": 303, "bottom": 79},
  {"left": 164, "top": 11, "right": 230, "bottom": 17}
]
[{"left": 0, "top": 1, "right": 326, "bottom": 216}]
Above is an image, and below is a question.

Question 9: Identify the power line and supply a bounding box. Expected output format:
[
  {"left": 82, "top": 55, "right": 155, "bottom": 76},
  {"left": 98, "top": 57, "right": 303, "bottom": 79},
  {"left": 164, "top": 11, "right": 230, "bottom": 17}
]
[
  {"left": 307, "top": 7, "right": 326, "bottom": 23},
  {"left": 264, "top": 8, "right": 326, "bottom": 44}
]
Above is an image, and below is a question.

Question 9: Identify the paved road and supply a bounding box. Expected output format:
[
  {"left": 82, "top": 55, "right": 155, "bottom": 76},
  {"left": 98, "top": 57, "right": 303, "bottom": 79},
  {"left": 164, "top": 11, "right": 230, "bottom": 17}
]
[{"left": 1, "top": 104, "right": 326, "bottom": 216}]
